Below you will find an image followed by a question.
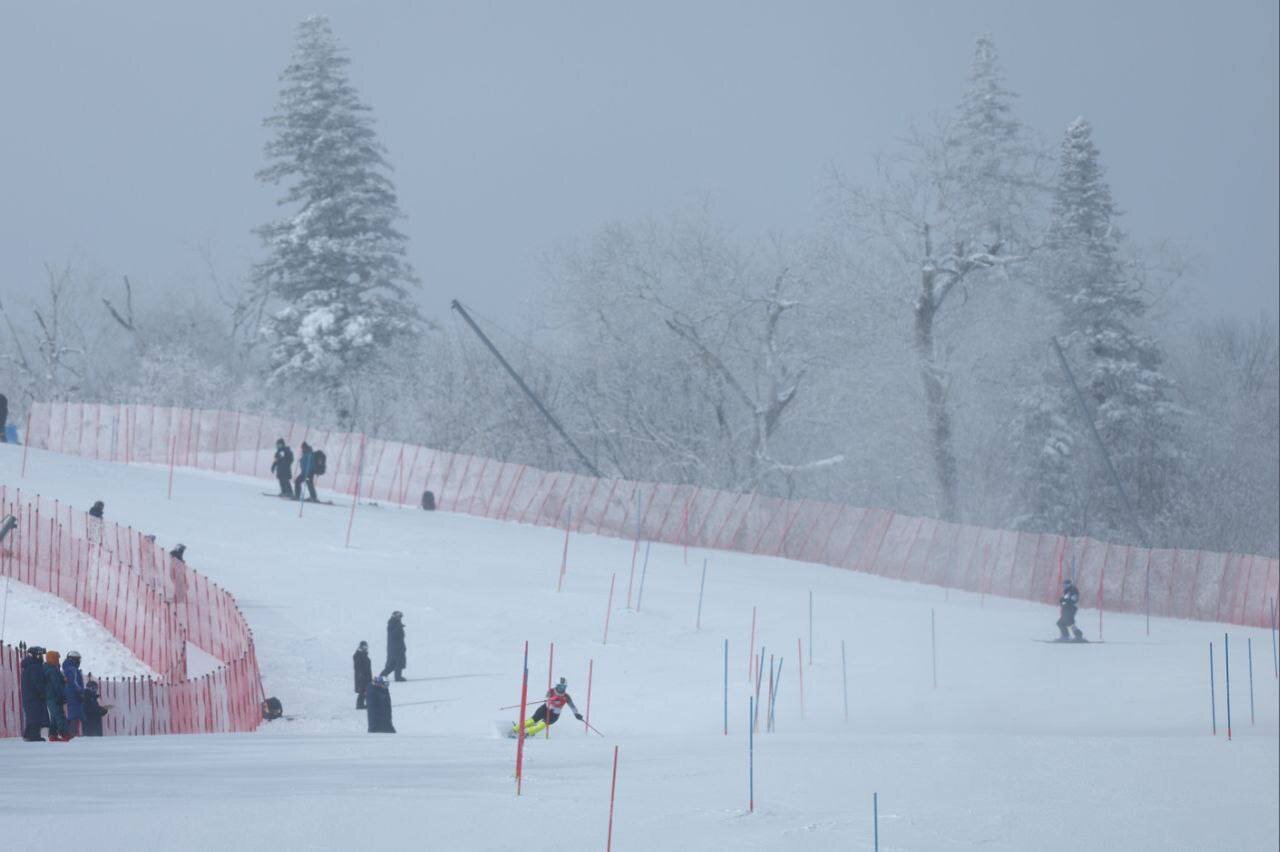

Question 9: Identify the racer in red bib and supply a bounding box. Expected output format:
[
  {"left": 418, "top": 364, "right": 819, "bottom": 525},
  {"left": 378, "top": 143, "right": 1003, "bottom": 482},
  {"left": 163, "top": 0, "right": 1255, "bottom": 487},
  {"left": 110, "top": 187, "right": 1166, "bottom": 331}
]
[{"left": 513, "top": 677, "right": 582, "bottom": 737}]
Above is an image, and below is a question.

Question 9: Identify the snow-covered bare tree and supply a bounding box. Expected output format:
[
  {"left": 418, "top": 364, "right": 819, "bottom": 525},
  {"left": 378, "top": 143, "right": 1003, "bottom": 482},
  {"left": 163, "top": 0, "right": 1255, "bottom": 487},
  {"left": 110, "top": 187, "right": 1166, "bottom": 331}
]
[
  {"left": 0, "top": 263, "right": 89, "bottom": 402},
  {"left": 1017, "top": 117, "right": 1186, "bottom": 541},
  {"left": 835, "top": 35, "right": 1042, "bottom": 521},
  {"left": 251, "top": 15, "right": 419, "bottom": 422}
]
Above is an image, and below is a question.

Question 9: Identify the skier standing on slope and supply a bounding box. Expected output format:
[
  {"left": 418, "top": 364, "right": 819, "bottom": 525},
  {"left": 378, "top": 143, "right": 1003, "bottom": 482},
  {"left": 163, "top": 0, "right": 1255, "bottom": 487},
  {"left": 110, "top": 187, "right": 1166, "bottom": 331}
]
[
  {"left": 293, "top": 441, "right": 319, "bottom": 503},
  {"left": 380, "top": 611, "right": 407, "bottom": 682},
  {"left": 512, "top": 677, "right": 583, "bottom": 738},
  {"left": 20, "top": 645, "right": 49, "bottom": 741},
  {"left": 43, "top": 650, "right": 71, "bottom": 741},
  {"left": 353, "top": 641, "right": 372, "bottom": 709},
  {"left": 62, "top": 651, "right": 86, "bottom": 737},
  {"left": 1057, "top": 579, "right": 1085, "bottom": 641},
  {"left": 271, "top": 438, "right": 294, "bottom": 498},
  {"left": 365, "top": 676, "right": 395, "bottom": 733},
  {"left": 81, "top": 677, "right": 110, "bottom": 736}
]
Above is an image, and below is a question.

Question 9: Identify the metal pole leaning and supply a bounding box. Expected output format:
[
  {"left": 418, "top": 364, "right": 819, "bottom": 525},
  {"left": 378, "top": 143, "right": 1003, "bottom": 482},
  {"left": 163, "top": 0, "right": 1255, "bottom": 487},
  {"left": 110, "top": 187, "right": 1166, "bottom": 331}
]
[
  {"left": 696, "top": 558, "right": 708, "bottom": 630},
  {"left": 1209, "top": 641, "right": 1217, "bottom": 736},
  {"left": 1224, "top": 633, "right": 1232, "bottom": 741},
  {"left": 723, "top": 638, "right": 729, "bottom": 735},
  {"left": 1247, "top": 637, "right": 1254, "bottom": 726},
  {"left": 841, "top": 638, "right": 849, "bottom": 723}
]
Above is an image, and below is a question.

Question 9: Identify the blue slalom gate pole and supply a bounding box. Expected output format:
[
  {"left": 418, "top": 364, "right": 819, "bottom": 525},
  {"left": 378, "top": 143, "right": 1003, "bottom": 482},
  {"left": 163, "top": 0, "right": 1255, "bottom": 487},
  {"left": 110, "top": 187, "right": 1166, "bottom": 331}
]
[
  {"left": 873, "top": 792, "right": 879, "bottom": 851},
  {"left": 841, "top": 639, "right": 849, "bottom": 724},
  {"left": 769, "top": 657, "right": 784, "bottom": 732},
  {"left": 636, "top": 541, "right": 651, "bottom": 612},
  {"left": 1209, "top": 642, "right": 1217, "bottom": 735},
  {"left": 696, "top": 558, "right": 708, "bottom": 630},
  {"left": 753, "top": 645, "right": 766, "bottom": 732},
  {"left": 1271, "top": 598, "right": 1277, "bottom": 678},
  {"left": 808, "top": 590, "right": 813, "bottom": 666},
  {"left": 748, "top": 696, "right": 755, "bottom": 813},
  {"left": 723, "top": 639, "right": 729, "bottom": 735},
  {"left": 1247, "top": 637, "right": 1255, "bottom": 725},
  {"left": 1224, "top": 633, "right": 1232, "bottom": 740}
]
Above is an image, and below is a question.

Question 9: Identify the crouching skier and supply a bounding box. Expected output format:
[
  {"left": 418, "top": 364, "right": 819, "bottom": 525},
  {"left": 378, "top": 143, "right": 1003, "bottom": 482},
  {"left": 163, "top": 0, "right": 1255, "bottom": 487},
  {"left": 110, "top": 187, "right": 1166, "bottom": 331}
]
[
  {"left": 511, "top": 677, "right": 582, "bottom": 738},
  {"left": 366, "top": 676, "right": 396, "bottom": 733}
]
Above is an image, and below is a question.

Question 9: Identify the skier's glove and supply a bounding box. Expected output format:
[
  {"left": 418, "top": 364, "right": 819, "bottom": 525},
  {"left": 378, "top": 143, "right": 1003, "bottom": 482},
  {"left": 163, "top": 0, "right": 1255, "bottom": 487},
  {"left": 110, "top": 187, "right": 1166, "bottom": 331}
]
[{"left": 574, "top": 713, "right": 583, "bottom": 721}]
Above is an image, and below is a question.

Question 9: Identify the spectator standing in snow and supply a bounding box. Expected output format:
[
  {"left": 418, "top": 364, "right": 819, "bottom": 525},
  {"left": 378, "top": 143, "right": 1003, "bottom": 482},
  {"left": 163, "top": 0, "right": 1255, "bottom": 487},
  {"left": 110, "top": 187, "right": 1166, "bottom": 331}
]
[
  {"left": 1057, "top": 579, "right": 1085, "bottom": 641},
  {"left": 88, "top": 500, "right": 104, "bottom": 519},
  {"left": 271, "top": 439, "right": 294, "bottom": 498},
  {"left": 293, "top": 441, "right": 318, "bottom": 503},
  {"left": 43, "top": 649, "right": 71, "bottom": 741},
  {"left": 169, "top": 543, "right": 186, "bottom": 563},
  {"left": 87, "top": 501, "right": 105, "bottom": 544},
  {"left": 380, "top": 611, "right": 407, "bottom": 682},
  {"left": 365, "top": 676, "right": 395, "bottom": 733},
  {"left": 81, "top": 677, "right": 109, "bottom": 736},
  {"left": 353, "top": 641, "right": 372, "bottom": 709},
  {"left": 20, "top": 645, "right": 49, "bottom": 741},
  {"left": 62, "top": 651, "right": 85, "bottom": 736}
]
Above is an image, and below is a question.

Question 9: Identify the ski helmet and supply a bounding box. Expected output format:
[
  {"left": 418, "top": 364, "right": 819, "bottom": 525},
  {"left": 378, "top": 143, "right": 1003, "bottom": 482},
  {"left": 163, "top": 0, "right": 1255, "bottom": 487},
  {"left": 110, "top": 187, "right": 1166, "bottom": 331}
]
[
  {"left": 554, "top": 677, "right": 567, "bottom": 694},
  {"left": 392, "top": 610, "right": 403, "bottom": 619},
  {"left": 67, "top": 650, "right": 81, "bottom": 660},
  {"left": 373, "top": 676, "right": 387, "bottom": 687},
  {"left": 358, "top": 641, "right": 368, "bottom": 651}
]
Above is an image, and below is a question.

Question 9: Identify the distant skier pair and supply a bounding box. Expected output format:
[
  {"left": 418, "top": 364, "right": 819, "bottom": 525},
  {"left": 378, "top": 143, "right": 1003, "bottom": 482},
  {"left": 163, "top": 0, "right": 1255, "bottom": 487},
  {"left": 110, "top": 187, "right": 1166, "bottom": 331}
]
[
  {"left": 271, "top": 438, "right": 327, "bottom": 502},
  {"left": 352, "top": 611, "right": 407, "bottom": 733}
]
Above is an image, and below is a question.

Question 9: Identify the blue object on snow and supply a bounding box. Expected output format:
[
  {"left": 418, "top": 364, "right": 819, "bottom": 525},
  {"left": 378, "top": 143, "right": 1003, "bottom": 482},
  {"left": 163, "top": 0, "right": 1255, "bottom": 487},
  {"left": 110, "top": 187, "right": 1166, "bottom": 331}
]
[{"left": 5, "top": 424, "right": 17, "bottom": 443}]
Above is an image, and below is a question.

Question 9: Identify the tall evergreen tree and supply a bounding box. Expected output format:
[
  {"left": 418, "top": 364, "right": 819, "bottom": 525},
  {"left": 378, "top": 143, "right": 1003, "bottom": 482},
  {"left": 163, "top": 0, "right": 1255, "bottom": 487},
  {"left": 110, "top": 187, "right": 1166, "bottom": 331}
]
[
  {"left": 252, "top": 15, "right": 419, "bottom": 409},
  {"left": 1015, "top": 117, "right": 1184, "bottom": 539}
]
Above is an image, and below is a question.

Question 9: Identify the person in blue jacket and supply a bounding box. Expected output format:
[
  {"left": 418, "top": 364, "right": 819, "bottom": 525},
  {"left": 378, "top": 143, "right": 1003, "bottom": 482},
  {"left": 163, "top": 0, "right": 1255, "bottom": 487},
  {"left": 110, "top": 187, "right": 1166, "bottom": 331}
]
[
  {"left": 81, "top": 677, "right": 109, "bottom": 737},
  {"left": 293, "top": 442, "right": 318, "bottom": 503},
  {"left": 20, "top": 645, "right": 49, "bottom": 741},
  {"left": 62, "top": 651, "right": 86, "bottom": 736},
  {"left": 43, "top": 649, "right": 71, "bottom": 741}
]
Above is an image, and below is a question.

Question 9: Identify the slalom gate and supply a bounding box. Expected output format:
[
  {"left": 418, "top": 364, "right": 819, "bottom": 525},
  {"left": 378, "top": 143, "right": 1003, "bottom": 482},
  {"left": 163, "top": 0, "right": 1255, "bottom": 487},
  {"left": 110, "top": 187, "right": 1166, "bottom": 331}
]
[
  {"left": 0, "top": 486, "right": 262, "bottom": 737},
  {"left": 19, "top": 401, "right": 1280, "bottom": 630}
]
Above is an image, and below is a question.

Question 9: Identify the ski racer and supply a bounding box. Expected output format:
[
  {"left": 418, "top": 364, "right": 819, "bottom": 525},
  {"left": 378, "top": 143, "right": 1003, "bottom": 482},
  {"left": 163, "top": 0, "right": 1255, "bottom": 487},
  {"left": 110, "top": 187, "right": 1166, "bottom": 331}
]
[
  {"left": 1057, "top": 579, "right": 1085, "bottom": 641},
  {"left": 512, "top": 677, "right": 583, "bottom": 738}
]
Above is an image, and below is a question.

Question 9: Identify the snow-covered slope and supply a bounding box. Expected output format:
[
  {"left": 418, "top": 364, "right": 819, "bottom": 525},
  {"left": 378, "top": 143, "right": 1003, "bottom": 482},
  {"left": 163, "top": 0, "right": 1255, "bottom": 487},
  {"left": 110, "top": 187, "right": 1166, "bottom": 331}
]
[
  {"left": 0, "top": 442, "right": 1276, "bottom": 851},
  {"left": 1, "top": 580, "right": 156, "bottom": 678}
]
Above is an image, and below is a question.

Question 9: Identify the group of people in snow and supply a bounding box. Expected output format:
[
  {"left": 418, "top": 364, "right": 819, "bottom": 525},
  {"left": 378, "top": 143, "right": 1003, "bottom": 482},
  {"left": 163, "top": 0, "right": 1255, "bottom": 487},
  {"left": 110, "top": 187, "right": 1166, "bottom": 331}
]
[
  {"left": 352, "top": 610, "right": 408, "bottom": 733},
  {"left": 18, "top": 643, "right": 110, "bottom": 742},
  {"left": 270, "top": 438, "right": 327, "bottom": 502}
]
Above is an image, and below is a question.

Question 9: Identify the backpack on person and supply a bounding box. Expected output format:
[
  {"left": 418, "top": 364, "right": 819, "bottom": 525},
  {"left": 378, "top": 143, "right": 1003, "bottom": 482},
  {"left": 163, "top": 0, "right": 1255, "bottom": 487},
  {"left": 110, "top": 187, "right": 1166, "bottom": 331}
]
[{"left": 312, "top": 450, "right": 326, "bottom": 476}]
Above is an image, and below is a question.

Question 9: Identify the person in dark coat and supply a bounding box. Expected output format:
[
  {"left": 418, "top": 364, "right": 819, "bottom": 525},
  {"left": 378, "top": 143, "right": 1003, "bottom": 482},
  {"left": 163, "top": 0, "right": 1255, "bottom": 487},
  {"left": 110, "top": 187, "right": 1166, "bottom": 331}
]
[
  {"left": 365, "top": 676, "right": 395, "bottom": 733},
  {"left": 271, "top": 439, "right": 294, "bottom": 498},
  {"left": 88, "top": 501, "right": 104, "bottom": 519},
  {"left": 62, "top": 651, "right": 86, "bottom": 735},
  {"left": 81, "top": 678, "right": 109, "bottom": 736},
  {"left": 293, "top": 442, "right": 318, "bottom": 503},
  {"left": 20, "top": 645, "right": 49, "bottom": 741},
  {"left": 379, "top": 611, "right": 407, "bottom": 681},
  {"left": 353, "top": 641, "right": 372, "bottom": 709},
  {"left": 43, "top": 649, "right": 70, "bottom": 740},
  {"left": 0, "top": 392, "right": 8, "bottom": 442},
  {"left": 1057, "top": 579, "right": 1085, "bottom": 641},
  {"left": 169, "top": 543, "right": 186, "bottom": 563}
]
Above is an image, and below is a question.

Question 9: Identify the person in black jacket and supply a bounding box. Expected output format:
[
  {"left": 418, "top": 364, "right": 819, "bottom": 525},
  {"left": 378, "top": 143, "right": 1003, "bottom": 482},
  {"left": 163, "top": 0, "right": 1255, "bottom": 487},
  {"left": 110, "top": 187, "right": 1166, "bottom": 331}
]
[
  {"left": 353, "top": 641, "right": 372, "bottom": 709},
  {"left": 379, "top": 611, "right": 407, "bottom": 681},
  {"left": 81, "top": 677, "right": 109, "bottom": 736},
  {"left": 88, "top": 501, "right": 104, "bottom": 519},
  {"left": 169, "top": 543, "right": 186, "bottom": 563},
  {"left": 1057, "top": 579, "right": 1085, "bottom": 641},
  {"left": 20, "top": 645, "right": 49, "bottom": 741},
  {"left": 271, "top": 439, "right": 294, "bottom": 498},
  {"left": 43, "top": 649, "right": 70, "bottom": 741},
  {"left": 365, "top": 676, "right": 395, "bottom": 733}
]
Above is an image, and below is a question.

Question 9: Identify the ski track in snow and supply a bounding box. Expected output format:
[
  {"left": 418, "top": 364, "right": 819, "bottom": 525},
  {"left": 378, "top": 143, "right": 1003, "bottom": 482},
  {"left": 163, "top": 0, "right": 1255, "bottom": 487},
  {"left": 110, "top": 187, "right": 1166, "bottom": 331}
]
[{"left": 0, "top": 443, "right": 1276, "bottom": 851}]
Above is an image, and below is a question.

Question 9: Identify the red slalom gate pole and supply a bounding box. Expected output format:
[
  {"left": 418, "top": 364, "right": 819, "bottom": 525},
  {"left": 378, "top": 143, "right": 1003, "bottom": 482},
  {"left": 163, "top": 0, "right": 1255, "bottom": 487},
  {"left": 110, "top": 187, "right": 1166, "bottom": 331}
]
[
  {"left": 166, "top": 435, "right": 176, "bottom": 499},
  {"left": 606, "top": 745, "right": 619, "bottom": 852},
  {"left": 515, "top": 641, "right": 530, "bottom": 795},
  {"left": 557, "top": 508, "right": 572, "bottom": 592},
  {"left": 602, "top": 573, "right": 616, "bottom": 645},
  {"left": 545, "top": 641, "right": 554, "bottom": 739},
  {"left": 585, "top": 658, "right": 594, "bottom": 735},
  {"left": 797, "top": 637, "right": 805, "bottom": 720},
  {"left": 20, "top": 411, "right": 32, "bottom": 477}
]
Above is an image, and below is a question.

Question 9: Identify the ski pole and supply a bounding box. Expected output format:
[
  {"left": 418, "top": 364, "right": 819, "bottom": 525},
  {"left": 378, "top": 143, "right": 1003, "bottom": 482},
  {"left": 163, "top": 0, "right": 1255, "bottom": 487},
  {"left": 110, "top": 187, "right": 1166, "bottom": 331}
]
[{"left": 583, "top": 719, "right": 606, "bottom": 737}]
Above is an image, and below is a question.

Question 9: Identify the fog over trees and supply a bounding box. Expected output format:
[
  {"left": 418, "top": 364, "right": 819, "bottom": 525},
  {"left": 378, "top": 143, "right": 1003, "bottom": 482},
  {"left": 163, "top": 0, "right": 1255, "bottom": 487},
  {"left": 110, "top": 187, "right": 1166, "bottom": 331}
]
[{"left": 1, "top": 18, "right": 1275, "bottom": 557}]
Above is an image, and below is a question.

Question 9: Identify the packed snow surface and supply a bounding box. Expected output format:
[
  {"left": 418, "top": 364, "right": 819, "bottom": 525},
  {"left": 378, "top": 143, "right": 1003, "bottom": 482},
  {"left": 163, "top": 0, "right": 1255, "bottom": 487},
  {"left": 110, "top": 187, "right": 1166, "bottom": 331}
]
[
  {"left": 1, "top": 578, "right": 157, "bottom": 679},
  {"left": 1, "top": 443, "right": 1276, "bottom": 851}
]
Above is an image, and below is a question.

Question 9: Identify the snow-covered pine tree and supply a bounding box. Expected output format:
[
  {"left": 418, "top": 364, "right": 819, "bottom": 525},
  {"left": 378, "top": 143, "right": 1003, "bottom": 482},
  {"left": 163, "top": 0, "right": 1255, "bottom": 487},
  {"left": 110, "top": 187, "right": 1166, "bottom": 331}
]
[
  {"left": 1017, "top": 117, "right": 1185, "bottom": 540},
  {"left": 252, "top": 16, "right": 419, "bottom": 411}
]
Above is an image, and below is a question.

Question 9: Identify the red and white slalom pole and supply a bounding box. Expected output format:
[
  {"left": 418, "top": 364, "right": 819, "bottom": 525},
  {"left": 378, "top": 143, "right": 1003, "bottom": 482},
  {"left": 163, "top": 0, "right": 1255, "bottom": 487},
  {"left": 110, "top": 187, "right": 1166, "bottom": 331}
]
[
  {"left": 602, "top": 573, "right": 616, "bottom": 645},
  {"left": 606, "top": 745, "right": 620, "bottom": 851}
]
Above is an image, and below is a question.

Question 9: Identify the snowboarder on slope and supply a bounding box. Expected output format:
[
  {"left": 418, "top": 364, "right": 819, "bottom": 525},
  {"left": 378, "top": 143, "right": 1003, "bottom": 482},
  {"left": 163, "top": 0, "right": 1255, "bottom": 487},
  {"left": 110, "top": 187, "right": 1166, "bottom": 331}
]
[
  {"left": 43, "top": 650, "right": 71, "bottom": 741},
  {"left": 380, "top": 611, "right": 407, "bottom": 682},
  {"left": 512, "top": 677, "right": 583, "bottom": 738},
  {"left": 20, "top": 645, "right": 49, "bottom": 741},
  {"left": 271, "top": 439, "right": 294, "bottom": 498},
  {"left": 365, "top": 676, "right": 396, "bottom": 733},
  {"left": 353, "top": 641, "right": 372, "bottom": 709},
  {"left": 1057, "top": 579, "right": 1085, "bottom": 641}
]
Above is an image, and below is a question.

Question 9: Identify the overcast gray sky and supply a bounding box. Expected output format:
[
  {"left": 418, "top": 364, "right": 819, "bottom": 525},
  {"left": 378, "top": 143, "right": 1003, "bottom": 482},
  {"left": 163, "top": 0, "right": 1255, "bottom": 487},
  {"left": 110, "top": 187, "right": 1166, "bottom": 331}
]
[{"left": 2, "top": 1, "right": 1276, "bottom": 324}]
